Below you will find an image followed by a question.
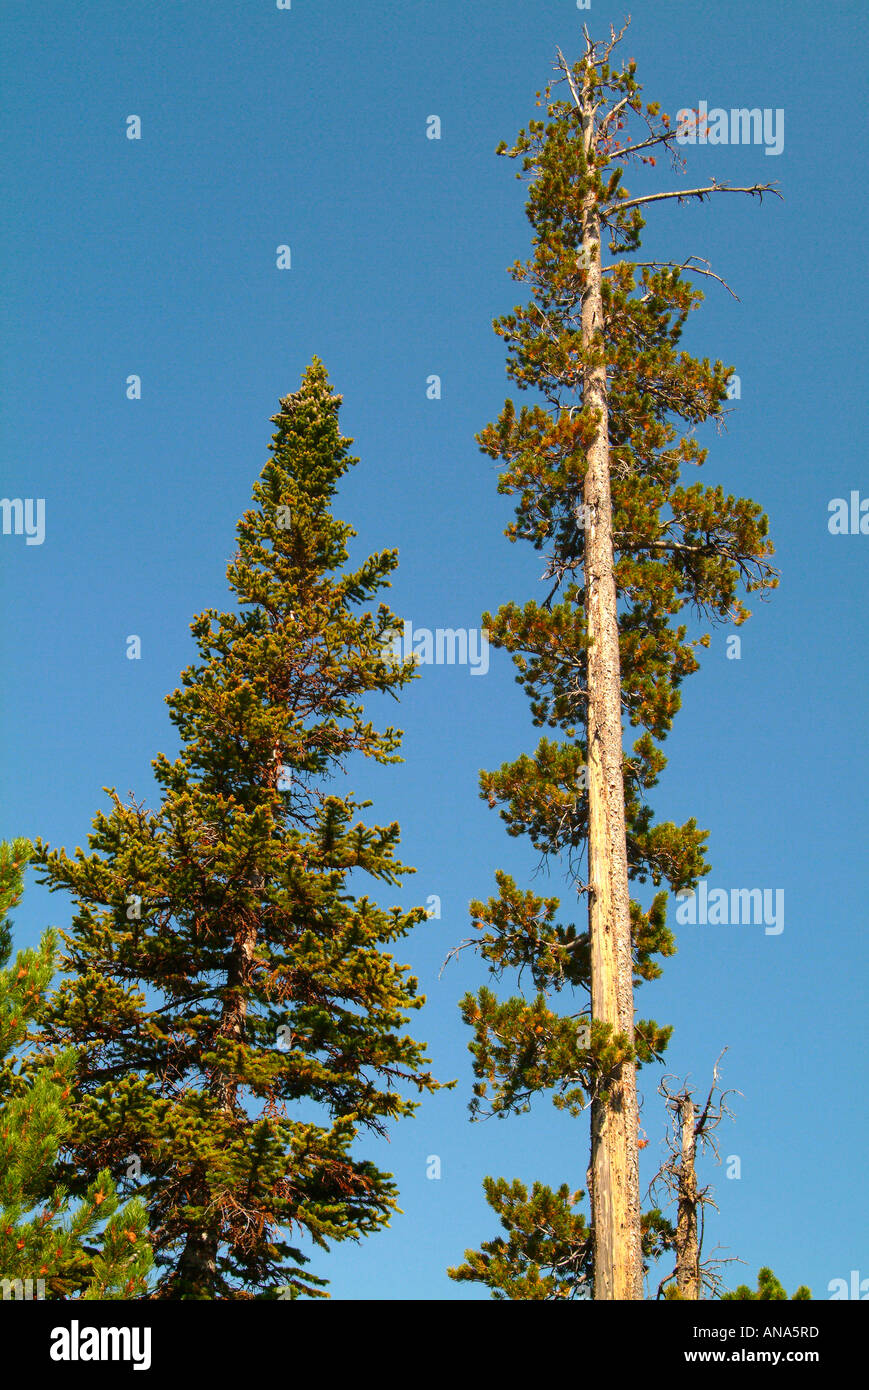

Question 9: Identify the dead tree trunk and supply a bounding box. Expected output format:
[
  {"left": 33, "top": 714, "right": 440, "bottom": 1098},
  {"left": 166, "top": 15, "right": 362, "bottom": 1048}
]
[
  {"left": 555, "top": 22, "right": 776, "bottom": 1302},
  {"left": 651, "top": 1054, "right": 739, "bottom": 1299},
  {"left": 675, "top": 1095, "right": 700, "bottom": 1299},
  {"left": 579, "top": 64, "right": 643, "bottom": 1302}
]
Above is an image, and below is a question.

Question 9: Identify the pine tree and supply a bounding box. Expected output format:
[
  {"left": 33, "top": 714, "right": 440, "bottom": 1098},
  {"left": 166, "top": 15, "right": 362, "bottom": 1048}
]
[
  {"left": 34, "top": 360, "right": 443, "bottom": 1298},
  {"left": 0, "top": 839, "right": 151, "bottom": 1299},
  {"left": 451, "top": 25, "right": 779, "bottom": 1298},
  {"left": 448, "top": 1176, "right": 591, "bottom": 1300}
]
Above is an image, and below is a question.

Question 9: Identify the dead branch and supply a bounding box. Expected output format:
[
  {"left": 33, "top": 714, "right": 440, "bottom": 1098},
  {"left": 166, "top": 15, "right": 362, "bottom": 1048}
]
[{"left": 609, "top": 181, "right": 782, "bottom": 213}]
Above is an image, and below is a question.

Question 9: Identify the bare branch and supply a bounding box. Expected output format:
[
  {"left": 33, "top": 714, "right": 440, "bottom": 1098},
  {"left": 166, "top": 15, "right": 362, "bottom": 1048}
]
[
  {"left": 607, "top": 129, "right": 678, "bottom": 158},
  {"left": 601, "top": 17, "right": 633, "bottom": 61},
  {"left": 438, "top": 936, "right": 476, "bottom": 978},
  {"left": 695, "top": 1047, "right": 728, "bottom": 1134},
  {"left": 600, "top": 94, "right": 631, "bottom": 134},
  {"left": 608, "top": 181, "right": 782, "bottom": 213},
  {"left": 554, "top": 48, "right": 583, "bottom": 111}
]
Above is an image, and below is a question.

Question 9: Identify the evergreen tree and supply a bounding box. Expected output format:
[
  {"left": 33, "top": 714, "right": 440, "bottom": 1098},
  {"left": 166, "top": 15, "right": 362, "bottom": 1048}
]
[
  {"left": 449, "top": 1177, "right": 591, "bottom": 1300},
  {"left": 722, "top": 1268, "right": 811, "bottom": 1301},
  {"left": 0, "top": 839, "right": 151, "bottom": 1299},
  {"left": 451, "top": 25, "right": 779, "bottom": 1298},
  {"left": 34, "top": 360, "right": 442, "bottom": 1298}
]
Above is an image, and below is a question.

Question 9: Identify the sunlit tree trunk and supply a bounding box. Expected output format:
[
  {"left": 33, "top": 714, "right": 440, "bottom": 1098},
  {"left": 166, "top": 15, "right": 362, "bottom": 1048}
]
[{"left": 580, "top": 70, "right": 643, "bottom": 1301}]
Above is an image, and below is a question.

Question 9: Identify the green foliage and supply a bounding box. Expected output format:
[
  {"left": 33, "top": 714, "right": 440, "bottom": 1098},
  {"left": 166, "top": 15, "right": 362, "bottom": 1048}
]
[
  {"left": 448, "top": 1179, "right": 675, "bottom": 1301},
  {"left": 33, "top": 360, "right": 444, "bottom": 1298},
  {"left": 722, "top": 1267, "right": 812, "bottom": 1301},
  {"left": 453, "top": 36, "right": 777, "bottom": 1297},
  {"left": 0, "top": 841, "right": 152, "bottom": 1299},
  {"left": 448, "top": 1179, "right": 592, "bottom": 1300},
  {"left": 0, "top": 838, "right": 31, "bottom": 965}
]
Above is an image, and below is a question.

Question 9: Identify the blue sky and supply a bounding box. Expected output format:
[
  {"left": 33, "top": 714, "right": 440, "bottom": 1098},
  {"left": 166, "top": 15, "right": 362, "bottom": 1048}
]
[{"left": 1, "top": 0, "right": 866, "bottom": 1300}]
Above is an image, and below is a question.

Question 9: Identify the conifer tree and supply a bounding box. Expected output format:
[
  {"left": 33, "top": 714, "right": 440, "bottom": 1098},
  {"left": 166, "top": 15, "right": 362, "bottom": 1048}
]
[
  {"left": 0, "top": 840, "right": 151, "bottom": 1299},
  {"left": 34, "top": 360, "right": 442, "bottom": 1298},
  {"left": 452, "top": 25, "right": 779, "bottom": 1298}
]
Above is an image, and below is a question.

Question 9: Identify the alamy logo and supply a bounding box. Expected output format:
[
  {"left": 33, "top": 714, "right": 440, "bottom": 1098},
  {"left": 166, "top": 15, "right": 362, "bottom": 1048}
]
[
  {"left": 828, "top": 491, "right": 869, "bottom": 535},
  {"left": 676, "top": 101, "right": 784, "bottom": 155},
  {"left": 676, "top": 882, "right": 784, "bottom": 936},
  {"left": 381, "top": 620, "right": 489, "bottom": 676},
  {"left": 1, "top": 1276, "right": 45, "bottom": 1299},
  {"left": 828, "top": 1270, "right": 869, "bottom": 1300},
  {"left": 1, "top": 497, "right": 45, "bottom": 545},
  {"left": 50, "top": 1320, "right": 152, "bottom": 1371}
]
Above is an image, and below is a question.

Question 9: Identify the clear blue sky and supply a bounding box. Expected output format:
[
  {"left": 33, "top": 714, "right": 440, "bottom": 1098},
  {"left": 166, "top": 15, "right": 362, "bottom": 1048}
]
[{"left": 2, "top": 0, "right": 866, "bottom": 1300}]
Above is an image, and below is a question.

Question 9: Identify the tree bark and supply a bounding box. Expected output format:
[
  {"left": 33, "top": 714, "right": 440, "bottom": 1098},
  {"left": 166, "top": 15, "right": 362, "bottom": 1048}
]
[
  {"left": 676, "top": 1096, "right": 700, "bottom": 1299},
  {"left": 580, "top": 75, "right": 643, "bottom": 1301},
  {"left": 171, "top": 1221, "right": 219, "bottom": 1299}
]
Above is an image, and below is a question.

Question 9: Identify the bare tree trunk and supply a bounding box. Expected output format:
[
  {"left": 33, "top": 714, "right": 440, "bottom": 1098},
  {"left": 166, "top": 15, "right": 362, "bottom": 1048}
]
[
  {"left": 676, "top": 1096, "right": 700, "bottom": 1299},
  {"left": 580, "top": 76, "right": 643, "bottom": 1301}
]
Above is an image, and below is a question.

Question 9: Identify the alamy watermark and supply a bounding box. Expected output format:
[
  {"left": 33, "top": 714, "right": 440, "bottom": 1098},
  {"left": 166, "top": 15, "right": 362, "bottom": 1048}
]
[
  {"left": 381, "top": 621, "right": 489, "bottom": 676},
  {"left": 50, "top": 1322, "right": 151, "bottom": 1370},
  {"left": 676, "top": 102, "right": 784, "bottom": 156},
  {"left": 828, "top": 1270, "right": 869, "bottom": 1300},
  {"left": 1, "top": 497, "right": 45, "bottom": 545},
  {"left": 676, "top": 882, "right": 784, "bottom": 936},
  {"left": 1, "top": 1276, "right": 46, "bottom": 1300},
  {"left": 828, "top": 491, "right": 869, "bottom": 535}
]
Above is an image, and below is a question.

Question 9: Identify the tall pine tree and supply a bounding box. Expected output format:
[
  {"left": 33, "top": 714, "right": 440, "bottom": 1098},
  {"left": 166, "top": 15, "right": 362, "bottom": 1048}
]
[
  {"left": 450, "top": 25, "right": 779, "bottom": 1298},
  {"left": 35, "top": 360, "right": 442, "bottom": 1298}
]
